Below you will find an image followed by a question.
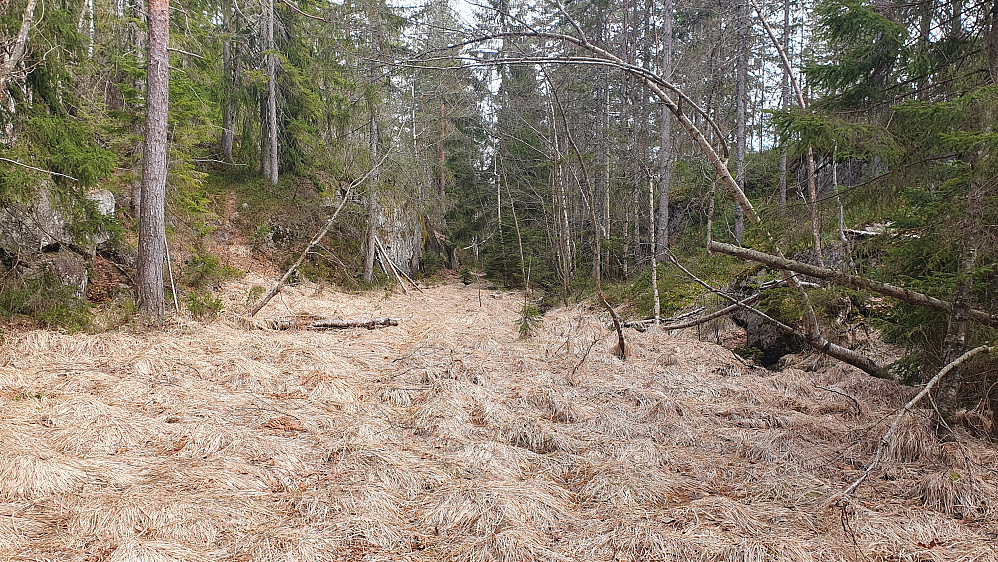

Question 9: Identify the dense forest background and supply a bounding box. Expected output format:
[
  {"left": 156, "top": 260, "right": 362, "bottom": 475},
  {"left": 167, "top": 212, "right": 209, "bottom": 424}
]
[{"left": 1, "top": 0, "right": 996, "bottom": 409}]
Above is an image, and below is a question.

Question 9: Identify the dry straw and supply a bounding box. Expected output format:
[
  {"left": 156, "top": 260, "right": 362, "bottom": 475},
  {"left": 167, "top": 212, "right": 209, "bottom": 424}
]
[{"left": 0, "top": 277, "right": 995, "bottom": 560}]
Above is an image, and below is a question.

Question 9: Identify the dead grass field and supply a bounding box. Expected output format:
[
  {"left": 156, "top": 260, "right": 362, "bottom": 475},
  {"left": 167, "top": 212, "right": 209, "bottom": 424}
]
[{"left": 1, "top": 277, "right": 996, "bottom": 561}]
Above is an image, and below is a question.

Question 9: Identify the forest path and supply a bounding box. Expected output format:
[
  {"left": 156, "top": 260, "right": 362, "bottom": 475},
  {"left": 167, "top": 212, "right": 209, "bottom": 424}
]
[{"left": 1, "top": 279, "right": 996, "bottom": 561}]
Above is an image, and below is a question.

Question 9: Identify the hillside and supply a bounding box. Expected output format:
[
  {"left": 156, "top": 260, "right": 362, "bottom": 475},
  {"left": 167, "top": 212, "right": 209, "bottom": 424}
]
[{"left": 1, "top": 279, "right": 996, "bottom": 561}]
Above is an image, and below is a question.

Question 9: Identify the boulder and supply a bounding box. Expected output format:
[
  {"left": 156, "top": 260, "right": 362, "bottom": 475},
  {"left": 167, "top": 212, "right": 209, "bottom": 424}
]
[
  {"left": 734, "top": 310, "right": 805, "bottom": 368},
  {"left": 38, "top": 249, "right": 89, "bottom": 297},
  {"left": 0, "top": 187, "right": 68, "bottom": 254}
]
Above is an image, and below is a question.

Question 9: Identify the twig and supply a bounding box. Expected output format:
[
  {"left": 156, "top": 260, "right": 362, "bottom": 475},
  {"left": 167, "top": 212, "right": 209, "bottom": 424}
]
[
  {"left": 0, "top": 157, "right": 78, "bottom": 181},
  {"left": 814, "top": 384, "right": 862, "bottom": 416},
  {"left": 835, "top": 343, "right": 996, "bottom": 501},
  {"left": 164, "top": 231, "right": 180, "bottom": 314},
  {"left": 570, "top": 332, "right": 608, "bottom": 379}
]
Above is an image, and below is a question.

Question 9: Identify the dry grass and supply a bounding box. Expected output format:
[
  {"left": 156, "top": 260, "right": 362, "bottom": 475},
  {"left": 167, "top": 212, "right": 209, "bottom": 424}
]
[{"left": 0, "top": 276, "right": 996, "bottom": 561}]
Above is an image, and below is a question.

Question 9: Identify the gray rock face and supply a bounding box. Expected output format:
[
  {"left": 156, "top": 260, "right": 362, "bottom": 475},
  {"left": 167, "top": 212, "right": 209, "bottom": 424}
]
[
  {"left": 0, "top": 188, "right": 68, "bottom": 254},
  {"left": 374, "top": 191, "right": 422, "bottom": 276},
  {"left": 38, "top": 249, "right": 89, "bottom": 297},
  {"left": 87, "top": 189, "right": 115, "bottom": 247},
  {"left": 0, "top": 184, "right": 117, "bottom": 297},
  {"left": 734, "top": 310, "right": 805, "bottom": 368}
]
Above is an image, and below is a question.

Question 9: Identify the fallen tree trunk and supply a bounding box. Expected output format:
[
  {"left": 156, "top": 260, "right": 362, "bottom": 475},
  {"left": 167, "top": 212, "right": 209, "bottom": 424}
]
[
  {"left": 237, "top": 315, "right": 399, "bottom": 331},
  {"left": 708, "top": 241, "right": 998, "bottom": 328},
  {"left": 666, "top": 251, "right": 884, "bottom": 377}
]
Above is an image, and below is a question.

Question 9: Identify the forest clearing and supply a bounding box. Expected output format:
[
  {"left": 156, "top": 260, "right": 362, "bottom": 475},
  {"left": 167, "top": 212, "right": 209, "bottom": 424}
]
[
  {"left": 4, "top": 0, "right": 998, "bottom": 558},
  {"left": 1, "top": 276, "right": 996, "bottom": 561}
]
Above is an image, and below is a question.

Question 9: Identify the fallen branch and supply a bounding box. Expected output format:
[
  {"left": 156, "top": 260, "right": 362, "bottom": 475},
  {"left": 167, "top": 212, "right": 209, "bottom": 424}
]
[
  {"left": 814, "top": 384, "right": 863, "bottom": 416},
  {"left": 237, "top": 315, "right": 399, "bottom": 331},
  {"left": 709, "top": 241, "right": 998, "bottom": 328},
  {"left": 661, "top": 294, "right": 763, "bottom": 330},
  {"left": 375, "top": 234, "right": 424, "bottom": 293},
  {"left": 836, "top": 343, "right": 996, "bottom": 502},
  {"left": 666, "top": 251, "right": 884, "bottom": 377}
]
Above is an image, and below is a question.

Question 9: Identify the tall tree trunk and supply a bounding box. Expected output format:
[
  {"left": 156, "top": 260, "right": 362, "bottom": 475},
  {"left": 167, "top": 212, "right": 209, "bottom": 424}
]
[
  {"left": 778, "top": 0, "right": 789, "bottom": 208},
  {"left": 363, "top": 190, "right": 377, "bottom": 283},
  {"left": 221, "top": 0, "right": 236, "bottom": 162},
  {"left": 988, "top": 0, "right": 998, "bottom": 84},
  {"left": 735, "top": 1, "right": 748, "bottom": 244},
  {"left": 939, "top": 185, "right": 983, "bottom": 405},
  {"left": 260, "top": 94, "right": 270, "bottom": 177},
  {"left": 265, "top": 0, "right": 278, "bottom": 185},
  {"left": 363, "top": 110, "right": 380, "bottom": 284},
  {"left": 0, "top": 0, "right": 39, "bottom": 134},
  {"left": 136, "top": 0, "right": 170, "bottom": 316},
  {"left": 86, "top": 0, "right": 95, "bottom": 57},
  {"left": 438, "top": 100, "right": 446, "bottom": 195},
  {"left": 655, "top": 0, "right": 673, "bottom": 257},
  {"left": 649, "top": 176, "right": 660, "bottom": 324}
]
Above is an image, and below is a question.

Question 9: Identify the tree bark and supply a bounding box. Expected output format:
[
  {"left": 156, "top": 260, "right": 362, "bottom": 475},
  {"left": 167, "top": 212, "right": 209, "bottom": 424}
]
[
  {"left": 363, "top": 190, "right": 377, "bottom": 283},
  {"left": 989, "top": 0, "right": 998, "bottom": 84},
  {"left": 655, "top": 0, "right": 673, "bottom": 257},
  {"left": 221, "top": 0, "right": 236, "bottom": 162},
  {"left": 136, "top": 0, "right": 170, "bottom": 316},
  {"left": 709, "top": 240, "right": 998, "bottom": 328},
  {"left": 265, "top": 0, "right": 279, "bottom": 185},
  {"left": 734, "top": 1, "right": 748, "bottom": 244},
  {"left": 939, "top": 185, "right": 984, "bottom": 404},
  {"left": 438, "top": 100, "right": 446, "bottom": 195},
  {"left": 778, "top": 0, "right": 790, "bottom": 208},
  {"left": 0, "top": 0, "right": 39, "bottom": 123},
  {"left": 649, "top": 177, "right": 660, "bottom": 324}
]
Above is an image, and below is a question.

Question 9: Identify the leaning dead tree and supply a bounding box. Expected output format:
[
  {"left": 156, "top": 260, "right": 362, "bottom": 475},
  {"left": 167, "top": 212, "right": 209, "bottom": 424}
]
[
  {"left": 709, "top": 241, "right": 998, "bottom": 328},
  {"left": 247, "top": 149, "right": 393, "bottom": 317},
  {"left": 430, "top": 20, "right": 882, "bottom": 376}
]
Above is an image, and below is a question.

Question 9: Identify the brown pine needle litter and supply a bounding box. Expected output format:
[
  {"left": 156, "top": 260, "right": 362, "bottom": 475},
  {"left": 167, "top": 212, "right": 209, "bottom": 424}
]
[{"left": 1, "top": 278, "right": 997, "bottom": 561}]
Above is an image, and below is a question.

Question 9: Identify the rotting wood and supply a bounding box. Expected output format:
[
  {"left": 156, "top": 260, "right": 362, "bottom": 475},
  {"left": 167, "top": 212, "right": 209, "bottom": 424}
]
[
  {"left": 236, "top": 315, "right": 399, "bottom": 331},
  {"left": 709, "top": 241, "right": 998, "bottom": 328}
]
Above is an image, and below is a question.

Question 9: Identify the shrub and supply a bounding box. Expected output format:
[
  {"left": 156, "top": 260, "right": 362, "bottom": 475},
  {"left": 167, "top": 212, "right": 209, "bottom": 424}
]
[{"left": 184, "top": 289, "right": 223, "bottom": 321}]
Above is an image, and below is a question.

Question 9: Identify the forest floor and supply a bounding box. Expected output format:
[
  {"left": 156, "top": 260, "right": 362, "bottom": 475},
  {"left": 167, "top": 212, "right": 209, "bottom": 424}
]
[{"left": 2, "top": 274, "right": 997, "bottom": 561}]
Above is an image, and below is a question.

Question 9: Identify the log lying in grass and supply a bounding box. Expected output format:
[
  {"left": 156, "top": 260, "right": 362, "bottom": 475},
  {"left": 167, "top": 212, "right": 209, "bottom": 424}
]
[{"left": 236, "top": 315, "right": 399, "bottom": 331}]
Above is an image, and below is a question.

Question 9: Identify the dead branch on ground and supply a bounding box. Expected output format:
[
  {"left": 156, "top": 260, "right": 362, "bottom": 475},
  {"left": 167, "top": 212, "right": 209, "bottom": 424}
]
[
  {"left": 236, "top": 315, "right": 400, "bottom": 331},
  {"left": 834, "top": 343, "right": 996, "bottom": 502}
]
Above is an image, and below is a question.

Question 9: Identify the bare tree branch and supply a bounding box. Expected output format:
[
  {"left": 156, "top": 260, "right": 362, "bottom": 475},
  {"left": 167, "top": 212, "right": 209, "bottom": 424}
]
[
  {"left": 835, "top": 343, "right": 996, "bottom": 501},
  {"left": 0, "top": 157, "right": 79, "bottom": 182}
]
